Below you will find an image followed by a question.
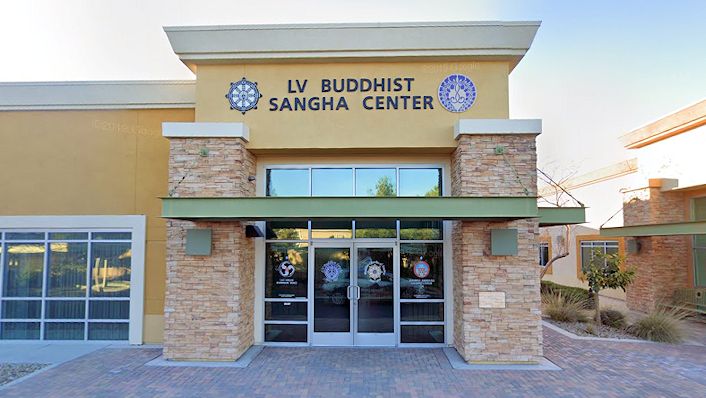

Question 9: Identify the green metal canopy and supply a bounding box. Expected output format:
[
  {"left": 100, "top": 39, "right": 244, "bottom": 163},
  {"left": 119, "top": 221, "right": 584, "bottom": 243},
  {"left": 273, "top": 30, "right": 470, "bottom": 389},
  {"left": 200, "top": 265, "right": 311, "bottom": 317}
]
[
  {"left": 161, "top": 197, "right": 585, "bottom": 227},
  {"left": 600, "top": 220, "right": 706, "bottom": 237}
]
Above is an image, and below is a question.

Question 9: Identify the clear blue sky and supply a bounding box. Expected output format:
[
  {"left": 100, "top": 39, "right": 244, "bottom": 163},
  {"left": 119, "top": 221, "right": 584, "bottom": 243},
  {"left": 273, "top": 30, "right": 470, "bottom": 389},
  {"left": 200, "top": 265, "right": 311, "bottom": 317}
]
[{"left": 2, "top": 0, "right": 705, "bottom": 179}]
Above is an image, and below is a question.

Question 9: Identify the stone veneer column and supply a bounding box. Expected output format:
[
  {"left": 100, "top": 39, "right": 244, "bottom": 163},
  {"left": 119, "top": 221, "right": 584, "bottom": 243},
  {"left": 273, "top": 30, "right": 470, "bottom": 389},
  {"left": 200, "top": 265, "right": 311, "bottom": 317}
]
[
  {"left": 623, "top": 179, "right": 689, "bottom": 313},
  {"left": 163, "top": 136, "right": 257, "bottom": 361},
  {"left": 451, "top": 131, "right": 542, "bottom": 363}
]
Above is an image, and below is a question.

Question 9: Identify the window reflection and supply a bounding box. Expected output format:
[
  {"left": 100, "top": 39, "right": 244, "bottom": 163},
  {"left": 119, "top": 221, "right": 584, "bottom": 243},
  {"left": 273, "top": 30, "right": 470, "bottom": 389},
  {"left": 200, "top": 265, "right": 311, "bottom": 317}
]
[
  {"left": 48, "top": 242, "right": 88, "bottom": 297},
  {"left": 312, "top": 169, "right": 353, "bottom": 196},
  {"left": 90, "top": 243, "right": 131, "bottom": 297},
  {"left": 3, "top": 243, "right": 45, "bottom": 297},
  {"left": 266, "top": 221, "right": 309, "bottom": 240},
  {"left": 355, "top": 168, "right": 396, "bottom": 196},
  {"left": 267, "top": 169, "right": 309, "bottom": 196},
  {"left": 311, "top": 220, "right": 352, "bottom": 239},
  {"left": 399, "top": 168, "right": 441, "bottom": 196}
]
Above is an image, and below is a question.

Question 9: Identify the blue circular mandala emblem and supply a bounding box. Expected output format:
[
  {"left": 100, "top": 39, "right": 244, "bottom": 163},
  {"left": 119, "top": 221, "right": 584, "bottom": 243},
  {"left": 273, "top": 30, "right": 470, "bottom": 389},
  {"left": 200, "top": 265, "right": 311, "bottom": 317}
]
[
  {"left": 438, "top": 74, "right": 477, "bottom": 113},
  {"left": 321, "top": 261, "right": 342, "bottom": 283},
  {"left": 226, "top": 77, "right": 262, "bottom": 114}
]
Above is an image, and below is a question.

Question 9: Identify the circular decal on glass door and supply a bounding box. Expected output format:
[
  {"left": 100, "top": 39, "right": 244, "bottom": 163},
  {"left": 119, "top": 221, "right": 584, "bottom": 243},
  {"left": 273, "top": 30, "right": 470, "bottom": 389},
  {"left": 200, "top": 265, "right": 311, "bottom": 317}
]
[
  {"left": 438, "top": 74, "right": 477, "bottom": 113},
  {"left": 365, "top": 261, "right": 386, "bottom": 282},
  {"left": 413, "top": 260, "right": 430, "bottom": 279},
  {"left": 277, "top": 258, "right": 295, "bottom": 278},
  {"left": 321, "top": 260, "right": 342, "bottom": 282}
]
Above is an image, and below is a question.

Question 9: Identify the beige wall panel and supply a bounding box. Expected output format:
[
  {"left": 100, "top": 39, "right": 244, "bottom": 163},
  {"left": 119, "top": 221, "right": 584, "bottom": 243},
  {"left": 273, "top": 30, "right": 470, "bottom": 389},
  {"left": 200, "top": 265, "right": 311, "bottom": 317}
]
[
  {"left": 143, "top": 314, "right": 165, "bottom": 344},
  {"left": 0, "top": 108, "right": 195, "bottom": 331},
  {"left": 195, "top": 61, "right": 509, "bottom": 150}
]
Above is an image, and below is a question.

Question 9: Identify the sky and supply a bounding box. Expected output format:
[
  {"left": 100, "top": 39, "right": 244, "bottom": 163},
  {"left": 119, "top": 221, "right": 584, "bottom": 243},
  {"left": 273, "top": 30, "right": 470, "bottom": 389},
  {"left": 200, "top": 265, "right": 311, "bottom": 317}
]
[{"left": 2, "top": 0, "right": 705, "bottom": 182}]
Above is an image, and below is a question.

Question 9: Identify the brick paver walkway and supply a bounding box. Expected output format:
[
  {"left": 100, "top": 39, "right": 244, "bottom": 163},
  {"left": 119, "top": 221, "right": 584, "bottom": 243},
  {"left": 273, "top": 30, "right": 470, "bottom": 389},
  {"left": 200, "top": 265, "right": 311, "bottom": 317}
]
[{"left": 1, "top": 327, "right": 705, "bottom": 397}]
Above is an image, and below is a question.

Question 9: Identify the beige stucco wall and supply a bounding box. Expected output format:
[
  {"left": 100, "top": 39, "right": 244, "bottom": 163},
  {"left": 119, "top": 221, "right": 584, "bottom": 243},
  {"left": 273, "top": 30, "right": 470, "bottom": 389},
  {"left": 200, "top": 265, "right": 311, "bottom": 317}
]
[
  {"left": 194, "top": 61, "right": 510, "bottom": 151},
  {"left": 0, "top": 109, "right": 195, "bottom": 343}
]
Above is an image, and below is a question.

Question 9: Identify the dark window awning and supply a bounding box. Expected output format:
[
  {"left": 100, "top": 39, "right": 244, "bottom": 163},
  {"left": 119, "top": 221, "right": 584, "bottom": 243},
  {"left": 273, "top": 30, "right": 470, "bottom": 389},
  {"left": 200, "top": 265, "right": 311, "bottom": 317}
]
[
  {"left": 600, "top": 220, "right": 706, "bottom": 237},
  {"left": 161, "top": 197, "right": 585, "bottom": 227}
]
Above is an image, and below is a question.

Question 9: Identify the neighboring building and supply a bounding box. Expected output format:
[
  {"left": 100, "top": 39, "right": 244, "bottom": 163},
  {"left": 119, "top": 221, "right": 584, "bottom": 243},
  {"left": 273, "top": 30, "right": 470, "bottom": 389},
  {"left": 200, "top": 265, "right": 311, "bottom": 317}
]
[
  {"left": 540, "top": 100, "right": 706, "bottom": 312},
  {"left": 0, "top": 22, "right": 583, "bottom": 363}
]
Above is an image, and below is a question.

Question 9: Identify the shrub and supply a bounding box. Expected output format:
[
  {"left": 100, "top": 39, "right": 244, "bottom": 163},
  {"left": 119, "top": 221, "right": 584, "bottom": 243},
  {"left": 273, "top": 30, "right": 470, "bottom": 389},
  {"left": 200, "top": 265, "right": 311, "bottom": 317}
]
[
  {"left": 542, "top": 292, "right": 590, "bottom": 323},
  {"left": 626, "top": 307, "right": 686, "bottom": 343},
  {"left": 600, "top": 309, "right": 627, "bottom": 329},
  {"left": 541, "top": 280, "right": 596, "bottom": 309}
]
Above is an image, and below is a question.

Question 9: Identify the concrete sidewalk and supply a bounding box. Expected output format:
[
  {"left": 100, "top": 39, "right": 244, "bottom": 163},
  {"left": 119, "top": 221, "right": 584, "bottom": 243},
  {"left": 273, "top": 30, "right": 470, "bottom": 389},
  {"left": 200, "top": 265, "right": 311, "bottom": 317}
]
[{"left": 0, "top": 342, "right": 113, "bottom": 365}]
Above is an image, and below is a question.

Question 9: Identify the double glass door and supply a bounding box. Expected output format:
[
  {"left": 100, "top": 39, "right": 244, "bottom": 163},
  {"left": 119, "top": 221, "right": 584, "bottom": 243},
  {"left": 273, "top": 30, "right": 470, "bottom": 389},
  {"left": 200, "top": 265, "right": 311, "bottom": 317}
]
[{"left": 312, "top": 243, "right": 397, "bottom": 346}]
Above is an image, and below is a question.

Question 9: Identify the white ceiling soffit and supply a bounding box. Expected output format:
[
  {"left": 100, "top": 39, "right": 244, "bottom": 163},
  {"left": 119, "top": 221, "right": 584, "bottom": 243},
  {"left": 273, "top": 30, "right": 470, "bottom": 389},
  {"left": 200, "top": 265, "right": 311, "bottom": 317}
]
[
  {"left": 164, "top": 21, "right": 541, "bottom": 70},
  {"left": 0, "top": 80, "right": 196, "bottom": 111}
]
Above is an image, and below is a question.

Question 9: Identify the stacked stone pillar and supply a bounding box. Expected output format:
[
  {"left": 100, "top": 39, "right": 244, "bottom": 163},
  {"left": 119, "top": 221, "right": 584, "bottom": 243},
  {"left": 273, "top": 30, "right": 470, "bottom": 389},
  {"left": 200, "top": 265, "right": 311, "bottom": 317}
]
[
  {"left": 623, "top": 179, "right": 689, "bottom": 313},
  {"left": 451, "top": 132, "right": 542, "bottom": 363},
  {"left": 163, "top": 136, "right": 256, "bottom": 361}
]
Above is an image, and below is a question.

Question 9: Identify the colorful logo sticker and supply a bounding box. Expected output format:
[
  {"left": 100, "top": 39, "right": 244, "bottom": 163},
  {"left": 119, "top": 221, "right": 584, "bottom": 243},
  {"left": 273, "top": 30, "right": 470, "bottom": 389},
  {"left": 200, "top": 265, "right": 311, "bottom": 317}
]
[
  {"left": 321, "top": 260, "right": 342, "bottom": 282},
  {"left": 438, "top": 74, "right": 477, "bottom": 113},
  {"left": 226, "top": 77, "right": 263, "bottom": 114},
  {"left": 365, "top": 261, "right": 386, "bottom": 282},
  {"left": 277, "top": 258, "right": 295, "bottom": 278},
  {"left": 413, "top": 261, "right": 430, "bottom": 279}
]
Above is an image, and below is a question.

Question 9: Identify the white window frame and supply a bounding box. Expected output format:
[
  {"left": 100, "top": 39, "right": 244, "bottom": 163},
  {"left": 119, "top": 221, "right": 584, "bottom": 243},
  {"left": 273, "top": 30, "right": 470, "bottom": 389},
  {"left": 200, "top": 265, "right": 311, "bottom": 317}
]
[
  {"left": 0, "top": 215, "right": 145, "bottom": 344},
  {"left": 579, "top": 240, "right": 619, "bottom": 273}
]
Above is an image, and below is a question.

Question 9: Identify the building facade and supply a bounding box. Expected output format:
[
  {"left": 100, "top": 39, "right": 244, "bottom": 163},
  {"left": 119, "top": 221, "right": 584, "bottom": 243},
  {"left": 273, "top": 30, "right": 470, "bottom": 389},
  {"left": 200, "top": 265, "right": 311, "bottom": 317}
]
[
  {"left": 539, "top": 99, "right": 706, "bottom": 313},
  {"left": 0, "top": 22, "right": 583, "bottom": 363}
]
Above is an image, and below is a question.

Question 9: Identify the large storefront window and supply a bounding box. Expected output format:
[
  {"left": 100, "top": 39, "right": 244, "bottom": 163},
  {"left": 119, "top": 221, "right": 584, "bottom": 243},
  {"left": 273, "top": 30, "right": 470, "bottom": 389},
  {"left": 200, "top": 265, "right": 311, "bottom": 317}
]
[
  {"left": 262, "top": 219, "right": 445, "bottom": 345},
  {"left": 0, "top": 231, "right": 131, "bottom": 340},
  {"left": 265, "top": 166, "right": 442, "bottom": 197}
]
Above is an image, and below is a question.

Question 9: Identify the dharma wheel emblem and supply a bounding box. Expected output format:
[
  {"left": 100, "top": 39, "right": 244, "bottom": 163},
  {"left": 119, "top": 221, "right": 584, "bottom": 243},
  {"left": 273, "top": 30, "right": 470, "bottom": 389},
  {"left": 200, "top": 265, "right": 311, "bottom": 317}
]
[
  {"left": 226, "top": 77, "right": 262, "bottom": 114},
  {"left": 365, "top": 261, "right": 386, "bottom": 283},
  {"left": 438, "top": 74, "right": 477, "bottom": 113}
]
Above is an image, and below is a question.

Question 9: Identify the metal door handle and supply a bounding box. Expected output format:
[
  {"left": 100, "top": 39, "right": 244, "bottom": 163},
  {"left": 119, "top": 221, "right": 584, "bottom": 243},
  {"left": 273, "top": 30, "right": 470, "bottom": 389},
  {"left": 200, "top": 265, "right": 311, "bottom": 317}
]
[
  {"left": 347, "top": 285, "right": 353, "bottom": 300},
  {"left": 355, "top": 285, "right": 361, "bottom": 300}
]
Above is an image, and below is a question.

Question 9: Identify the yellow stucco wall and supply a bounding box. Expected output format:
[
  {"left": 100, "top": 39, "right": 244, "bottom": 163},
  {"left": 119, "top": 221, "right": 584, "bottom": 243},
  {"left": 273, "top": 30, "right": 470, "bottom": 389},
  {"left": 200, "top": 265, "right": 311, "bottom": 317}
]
[
  {"left": 0, "top": 108, "right": 194, "bottom": 343},
  {"left": 195, "top": 61, "right": 510, "bottom": 151}
]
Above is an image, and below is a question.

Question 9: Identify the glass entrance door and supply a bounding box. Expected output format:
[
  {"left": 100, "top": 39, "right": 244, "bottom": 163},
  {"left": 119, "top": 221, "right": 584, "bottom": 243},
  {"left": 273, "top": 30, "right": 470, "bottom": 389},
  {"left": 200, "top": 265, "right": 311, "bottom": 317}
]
[
  {"left": 311, "top": 243, "right": 397, "bottom": 346},
  {"left": 355, "top": 245, "right": 397, "bottom": 346},
  {"left": 312, "top": 246, "right": 353, "bottom": 345}
]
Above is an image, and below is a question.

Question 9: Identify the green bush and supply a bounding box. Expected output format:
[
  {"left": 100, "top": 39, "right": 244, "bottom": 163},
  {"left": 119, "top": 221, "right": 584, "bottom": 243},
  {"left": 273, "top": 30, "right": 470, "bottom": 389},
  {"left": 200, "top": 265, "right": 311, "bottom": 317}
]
[
  {"left": 541, "top": 280, "right": 596, "bottom": 309},
  {"left": 600, "top": 309, "right": 627, "bottom": 329},
  {"left": 542, "top": 292, "right": 590, "bottom": 323},
  {"left": 626, "top": 307, "right": 686, "bottom": 343}
]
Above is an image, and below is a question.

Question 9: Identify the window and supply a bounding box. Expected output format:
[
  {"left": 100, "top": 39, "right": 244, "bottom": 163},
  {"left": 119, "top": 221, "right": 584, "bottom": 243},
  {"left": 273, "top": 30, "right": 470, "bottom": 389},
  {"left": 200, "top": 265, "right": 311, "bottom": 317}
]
[
  {"left": 266, "top": 169, "right": 308, "bottom": 196},
  {"left": 579, "top": 240, "right": 619, "bottom": 274},
  {"left": 399, "top": 168, "right": 441, "bottom": 197},
  {"left": 355, "top": 168, "right": 396, "bottom": 197},
  {"left": 0, "top": 231, "right": 131, "bottom": 340},
  {"left": 265, "top": 166, "right": 443, "bottom": 197},
  {"left": 539, "top": 242, "right": 550, "bottom": 267},
  {"left": 692, "top": 197, "right": 706, "bottom": 287}
]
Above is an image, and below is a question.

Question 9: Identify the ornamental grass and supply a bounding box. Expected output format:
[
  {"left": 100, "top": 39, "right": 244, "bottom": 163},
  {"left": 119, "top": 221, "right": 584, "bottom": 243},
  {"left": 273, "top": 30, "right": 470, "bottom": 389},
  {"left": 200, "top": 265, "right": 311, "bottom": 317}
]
[
  {"left": 627, "top": 307, "right": 687, "bottom": 344},
  {"left": 541, "top": 292, "right": 590, "bottom": 323}
]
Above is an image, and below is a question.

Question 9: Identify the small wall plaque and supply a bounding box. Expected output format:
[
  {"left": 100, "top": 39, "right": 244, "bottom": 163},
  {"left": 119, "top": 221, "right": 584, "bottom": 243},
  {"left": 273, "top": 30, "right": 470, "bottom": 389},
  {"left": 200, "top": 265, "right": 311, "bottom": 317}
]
[{"left": 479, "top": 291, "right": 506, "bottom": 308}]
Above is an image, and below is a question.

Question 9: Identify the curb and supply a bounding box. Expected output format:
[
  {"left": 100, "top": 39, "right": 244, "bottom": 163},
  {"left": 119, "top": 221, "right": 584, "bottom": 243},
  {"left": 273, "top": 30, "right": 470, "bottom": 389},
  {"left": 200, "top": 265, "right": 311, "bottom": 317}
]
[{"left": 542, "top": 321, "right": 651, "bottom": 344}]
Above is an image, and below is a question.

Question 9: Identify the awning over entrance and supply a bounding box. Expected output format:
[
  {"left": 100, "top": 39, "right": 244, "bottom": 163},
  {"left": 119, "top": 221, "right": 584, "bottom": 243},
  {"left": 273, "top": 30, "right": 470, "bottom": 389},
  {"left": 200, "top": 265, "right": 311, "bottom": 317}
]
[
  {"left": 161, "top": 197, "right": 585, "bottom": 226},
  {"left": 600, "top": 220, "right": 706, "bottom": 237}
]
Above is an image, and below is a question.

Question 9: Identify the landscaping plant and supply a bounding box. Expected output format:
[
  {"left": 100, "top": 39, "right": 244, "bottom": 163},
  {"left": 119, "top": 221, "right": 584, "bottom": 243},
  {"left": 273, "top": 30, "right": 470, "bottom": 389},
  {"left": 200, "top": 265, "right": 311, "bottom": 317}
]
[
  {"left": 600, "top": 309, "right": 627, "bottom": 329},
  {"left": 541, "top": 280, "right": 595, "bottom": 309},
  {"left": 627, "top": 307, "right": 686, "bottom": 343},
  {"left": 542, "top": 292, "right": 590, "bottom": 323},
  {"left": 581, "top": 250, "right": 635, "bottom": 324}
]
